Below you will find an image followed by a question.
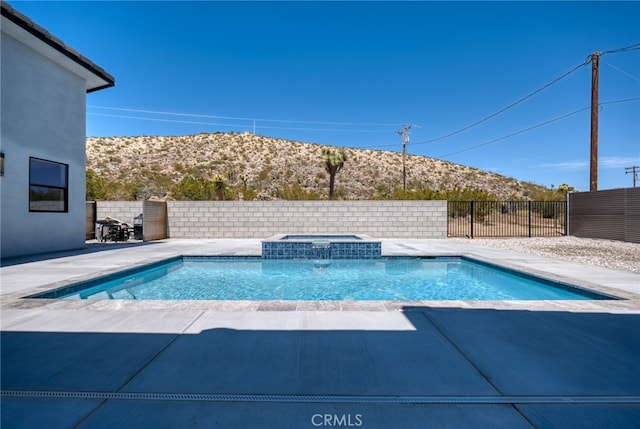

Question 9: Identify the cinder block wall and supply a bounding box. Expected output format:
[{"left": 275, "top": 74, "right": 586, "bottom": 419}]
[
  {"left": 95, "top": 201, "right": 143, "bottom": 226},
  {"left": 166, "top": 201, "right": 447, "bottom": 239}
]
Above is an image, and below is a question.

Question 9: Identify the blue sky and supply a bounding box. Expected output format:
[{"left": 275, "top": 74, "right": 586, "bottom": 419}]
[{"left": 13, "top": 1, "right": 640, "bottom": 191}]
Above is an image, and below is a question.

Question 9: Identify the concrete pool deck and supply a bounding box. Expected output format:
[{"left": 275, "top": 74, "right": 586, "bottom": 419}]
[{"left": 2, "top": 239, "right": 639, "bottom": 427}]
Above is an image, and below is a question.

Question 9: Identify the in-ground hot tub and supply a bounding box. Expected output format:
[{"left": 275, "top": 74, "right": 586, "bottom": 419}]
[{"left": 262, "top": 234, "right": 381, "bottom": 259}]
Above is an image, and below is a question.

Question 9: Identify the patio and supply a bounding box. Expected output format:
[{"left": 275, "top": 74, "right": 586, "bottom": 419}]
[{"left": 2, "top": 239, "right": 639, "bottom": 427}]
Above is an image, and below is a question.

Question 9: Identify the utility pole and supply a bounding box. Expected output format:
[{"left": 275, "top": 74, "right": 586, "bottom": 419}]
[
  {"left": 626, "top": 165, "right": 639, "bottom": 187},
  {"left": 590, "top": 52, "right": 600, "bottom": 191},
  {"left": 396, "top": 125, "right": 412, "bottom": 190}
]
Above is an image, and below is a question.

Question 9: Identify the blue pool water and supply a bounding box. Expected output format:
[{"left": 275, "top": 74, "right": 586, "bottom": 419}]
[{"left": 41, "top": 257, "right": 611, "bottom": 301}]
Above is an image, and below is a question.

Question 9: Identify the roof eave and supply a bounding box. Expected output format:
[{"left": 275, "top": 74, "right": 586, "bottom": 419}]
[{"left": 1, "top": 1, "right": 115, "bottom": 93}]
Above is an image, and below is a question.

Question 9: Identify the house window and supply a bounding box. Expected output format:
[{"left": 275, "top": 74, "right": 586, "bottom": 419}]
[{"left": 29, "top": 157, "right": 68, "bottom": 212}]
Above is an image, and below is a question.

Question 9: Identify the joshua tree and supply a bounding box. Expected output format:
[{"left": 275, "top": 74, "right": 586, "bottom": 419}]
[
  {"left": 239, "top": 173, "right": 250, "bottom": 191},
  {"left": 322, "top": 148, "right": 347, "bottom": 200},
  {"left": 213, "top": 175, "right": 225, "bottom": 201}
]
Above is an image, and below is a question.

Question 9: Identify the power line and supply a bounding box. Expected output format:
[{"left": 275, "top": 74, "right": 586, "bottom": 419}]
[
  {"left": 365, "top": 97, "right": 639, "bottom": 152},
  {"left": 601, "top": 59, "right": 640, "bottom": 83},
  {"left": 600, "top": 97, "right": 640, "bottom": 106},
  {"left": 88, "top": 43, "right": 639, "bottom": 146},
  {"left": 87, "top": 112, "right": 396, "bottom": 133},
  {"left": 370, "top": 44, "right": 639, "bottom": 151},
  {"left": 415, "top": 60, "right": 591, "bottom": 145},
  {"left": 436, "top": 107, "right": 590, "bottom": 158},
  {"left": 599, "top": 42, "right": 640, "bottom": 55},
  {"left": 87, "top": 105, "right": 399, "bottom": 127},
  {"left": 364, "top": 60, "right": 594, "bottom": 151},
  {"left": 434, "top": 97, "right": 640, "bottom": 159},
  {"left": 106, "top": 95, "right": 633, "bottom": 154},
  {"left": 88, "top": 113, "right": 249, "bottom": 128}
]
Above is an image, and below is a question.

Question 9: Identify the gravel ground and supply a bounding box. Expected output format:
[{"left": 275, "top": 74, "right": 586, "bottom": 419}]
[{"left": 453, "top": 236, "right": 640, "bottom": 274}]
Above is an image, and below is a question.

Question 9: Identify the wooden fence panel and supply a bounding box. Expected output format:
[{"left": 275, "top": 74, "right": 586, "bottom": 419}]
[
  {"left": 625, "top": 188, "right": 640, "bottom": 243},
  {"left": 568, "top": 188, "right": 639, "bottom": 243},
  {"left": 142, "top": 200, "right": 168, "bottom": 241},
  {"left": 85, "top": 201, "right": 96, "bottom": 240}
]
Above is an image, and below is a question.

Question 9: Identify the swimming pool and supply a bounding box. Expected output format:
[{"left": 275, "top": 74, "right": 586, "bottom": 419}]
[{"left": 31, "top": 256, "right": 613, "bottom": 301}]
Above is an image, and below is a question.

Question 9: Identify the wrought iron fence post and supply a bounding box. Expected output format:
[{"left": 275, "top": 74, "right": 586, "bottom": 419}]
[
  {"left": 470, "top": 200, "right": 474, "bottom": 239},
  {"left": 565, "top": 195, "right": 570, "bottom": 236},
  {"left": 528, "top": 200, "right": 532, "bottom": 238}
]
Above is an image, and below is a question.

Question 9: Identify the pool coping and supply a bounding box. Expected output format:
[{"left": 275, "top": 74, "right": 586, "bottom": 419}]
[
  {"left": 1, "top": 239, "right": 639, "bottom": 313},
  {"left": 262, "top": 233, "right": 378, "bottom": 242}
]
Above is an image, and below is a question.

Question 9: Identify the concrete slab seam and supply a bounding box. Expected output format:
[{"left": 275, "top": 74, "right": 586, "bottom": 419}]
[
  {"left": 2, "top": 391, "right": 640, "bottom": 404},
  {"left": 417, "top": 310, "right": 503, "bottom": 395}
]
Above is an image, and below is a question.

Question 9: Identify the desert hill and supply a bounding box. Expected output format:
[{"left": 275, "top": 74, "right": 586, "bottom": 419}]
[{"left": 86, "top": 132, "right": 549, "bottom": 201}]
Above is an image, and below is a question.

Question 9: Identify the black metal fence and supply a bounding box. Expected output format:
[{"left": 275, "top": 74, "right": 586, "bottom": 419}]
[{"left": 448, "top": 201, "right": 566, "bottom": 238}]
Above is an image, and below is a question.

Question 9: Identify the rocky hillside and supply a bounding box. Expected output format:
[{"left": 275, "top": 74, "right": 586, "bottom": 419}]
[{"left": 86, "top": 132, "right": 548, "bottom": 200}]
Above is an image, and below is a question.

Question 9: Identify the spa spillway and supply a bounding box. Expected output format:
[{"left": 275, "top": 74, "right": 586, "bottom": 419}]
[{"left": 261, "top": 234, "right": 381, "bottom": 259}]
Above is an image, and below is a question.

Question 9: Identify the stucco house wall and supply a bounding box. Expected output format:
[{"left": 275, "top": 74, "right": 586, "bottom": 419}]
[{"left": 0, "top": 3, "right": 114, "bottom": 259}]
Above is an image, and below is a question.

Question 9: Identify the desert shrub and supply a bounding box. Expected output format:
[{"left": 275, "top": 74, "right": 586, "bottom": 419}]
[
  {"left": 86, "top": 169, "right": 108, "bottom": 200},
  {"left": 276, "top": 184, "right": 321, "bottom": 200},
  {"left": 172, "top": 176, "right": 217, "bottom": 200}
]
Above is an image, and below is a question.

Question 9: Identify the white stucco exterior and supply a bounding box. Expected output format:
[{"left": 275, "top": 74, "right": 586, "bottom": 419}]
[{"left": 1, "top": 3, "right": 114, "bottom": 259}]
